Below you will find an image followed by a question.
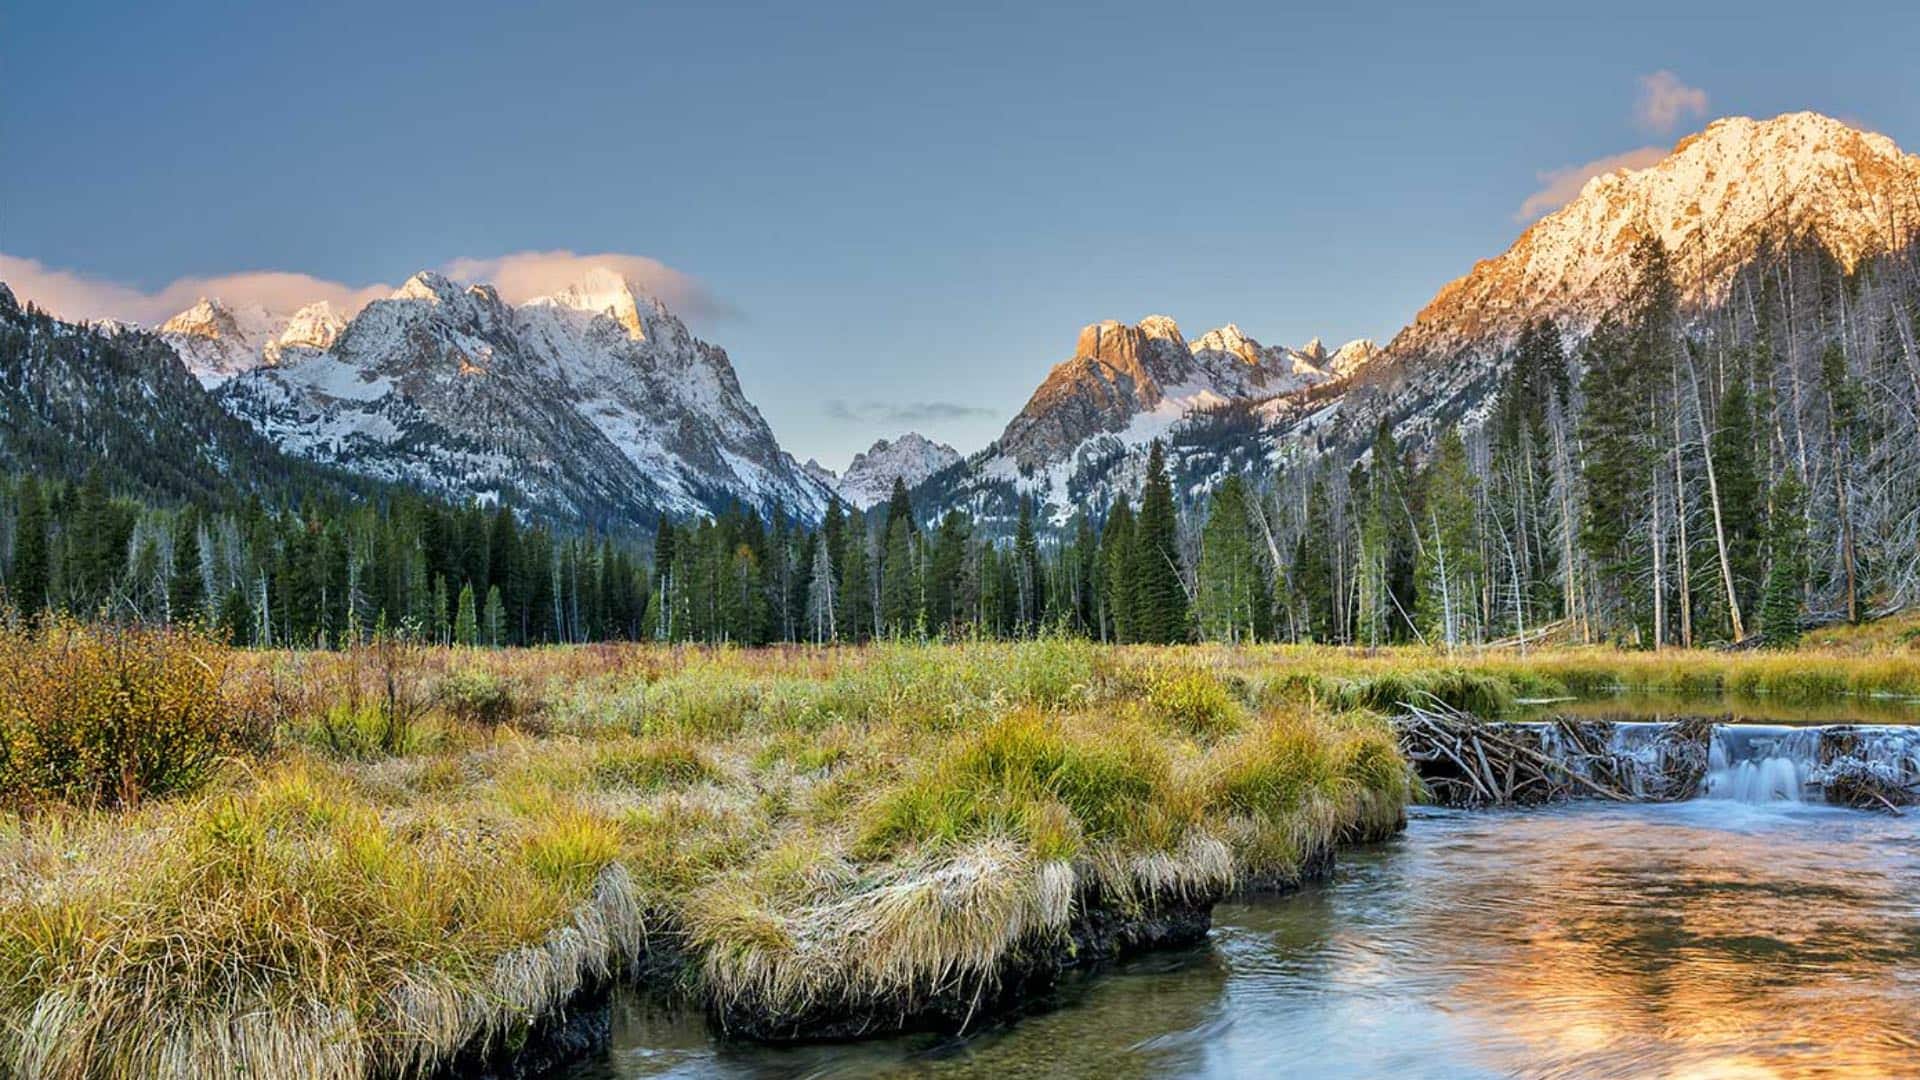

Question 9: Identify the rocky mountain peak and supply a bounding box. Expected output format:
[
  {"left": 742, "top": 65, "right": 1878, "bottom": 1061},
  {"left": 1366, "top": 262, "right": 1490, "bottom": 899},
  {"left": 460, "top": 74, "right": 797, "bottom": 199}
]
[
  {"left": 836, "top": 432, "right": 962, "bottom": 508},
  {"left": 393, "top": 271, "right": 461, "bottom": 305},
  {"left": 537, "top": 266, "right": 652, "bottom": 339},
  {"left": 1192, "top": 324, "right": 1264, "bottom": 367}
]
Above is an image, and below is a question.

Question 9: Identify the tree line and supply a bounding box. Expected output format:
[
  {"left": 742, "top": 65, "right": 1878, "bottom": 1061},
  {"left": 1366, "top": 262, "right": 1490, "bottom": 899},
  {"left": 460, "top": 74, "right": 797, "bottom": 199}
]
[{"left": 3, "top": 233, "right": 1915, "bottom": 649}]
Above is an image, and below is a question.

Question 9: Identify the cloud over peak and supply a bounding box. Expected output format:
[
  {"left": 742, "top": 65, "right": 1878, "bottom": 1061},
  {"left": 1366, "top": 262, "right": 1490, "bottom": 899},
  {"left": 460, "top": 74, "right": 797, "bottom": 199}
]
[
  {"left": 0, "top": 250, "right": 729, "bottom": 327},
  {"left": 825, "top": 399, "right": 997, "bottom": 425},
  {"left": 1636, "top": 71, "right": 1709, "bottom": 134},
  {"left": 1515, "top": 145, "right": 1668, "bottom": 222}
]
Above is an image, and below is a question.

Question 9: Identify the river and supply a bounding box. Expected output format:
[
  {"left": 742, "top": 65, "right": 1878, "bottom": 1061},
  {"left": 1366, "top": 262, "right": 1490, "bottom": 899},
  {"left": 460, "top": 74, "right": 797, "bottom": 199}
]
[{"left": 566, "top": 793, "right": 1920, "bottom": 1078}]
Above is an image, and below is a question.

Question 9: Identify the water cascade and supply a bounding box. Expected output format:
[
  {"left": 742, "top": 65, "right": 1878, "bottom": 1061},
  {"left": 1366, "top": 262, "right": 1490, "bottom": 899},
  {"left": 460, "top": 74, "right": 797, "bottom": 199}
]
[{"left": 1404, "top": 716, "right": 1920, "bottom": 808}]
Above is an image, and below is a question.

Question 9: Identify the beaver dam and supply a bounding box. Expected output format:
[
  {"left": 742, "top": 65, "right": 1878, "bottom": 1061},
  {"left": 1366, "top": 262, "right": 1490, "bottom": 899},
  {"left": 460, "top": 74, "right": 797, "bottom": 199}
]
[{"left": 1398, "top": 705, "right": 1920, "bottom": 810}]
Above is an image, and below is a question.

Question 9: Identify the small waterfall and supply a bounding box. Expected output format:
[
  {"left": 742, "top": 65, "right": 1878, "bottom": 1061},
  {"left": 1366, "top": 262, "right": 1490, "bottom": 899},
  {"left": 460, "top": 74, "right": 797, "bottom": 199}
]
[
  {"left": 1702, "top": 725, "right": 1824, "bottom": 803},
  {"left": 1431, "top": 719, "right": 1920, "bottom": 808}
]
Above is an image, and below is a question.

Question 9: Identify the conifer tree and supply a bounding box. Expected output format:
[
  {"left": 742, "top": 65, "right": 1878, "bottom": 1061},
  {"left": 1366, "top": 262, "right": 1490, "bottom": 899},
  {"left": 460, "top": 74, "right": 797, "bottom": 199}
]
[
  {"left": 1414, "top": 430, "right": 1482, "bottom": 648},
  {"left": 1101, "top": 496, "right": 1136, "bottom": 642},
  {"left": 1130, "top": 440, "right": 1188, "bottom": 643},
  {"left": 168, "top": 510, "right": 206, "bottom": 624},
  {"left": 1760, "top": 471, "right": 1809, "bottom": 646},
  {"left": 1012, "top": 496, "right": 1043, "bottom": 634},
  {"left": 10, "top": 476, "right": 49, "bottom": 614},
  {"left": 837, "top": 525, "right": 872, "bottom": 643},
  {"left": 879, "top": 516, "right": 917, "bottom": 636},
  {"left": 1196, "top": 475, "right": 1269, "bottom": 643},
  {"left": 483, "top": 584, "right": 506, "bottom": 647},
  {"left": 454, "top": 582, "right": 478, "bottom": 646}
]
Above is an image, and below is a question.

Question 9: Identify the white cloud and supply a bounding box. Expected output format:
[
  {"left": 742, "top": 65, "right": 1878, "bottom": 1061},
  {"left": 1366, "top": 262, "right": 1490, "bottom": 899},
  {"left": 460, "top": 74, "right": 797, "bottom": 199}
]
[
  {"left": 0, "top": 250, "right": 728, "bottom": 326},
  {"left": 0, "top": 254, "right": 392, "bottom": 325},
  {"left": 1515, "top": 146, "right": 1667, "bottom": 221},
  {"left": 441, "top": 250, "right": 734, "bottom": 322},
  {"left": 1636, "top": 71, "right": 1708, "bottom": 134}
]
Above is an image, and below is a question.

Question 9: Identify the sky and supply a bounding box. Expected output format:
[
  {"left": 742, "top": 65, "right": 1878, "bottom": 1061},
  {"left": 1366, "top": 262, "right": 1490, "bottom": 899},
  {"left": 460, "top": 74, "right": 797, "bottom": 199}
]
[{"left": 5, "top": 0, "right": 1918, "bottom": 470}]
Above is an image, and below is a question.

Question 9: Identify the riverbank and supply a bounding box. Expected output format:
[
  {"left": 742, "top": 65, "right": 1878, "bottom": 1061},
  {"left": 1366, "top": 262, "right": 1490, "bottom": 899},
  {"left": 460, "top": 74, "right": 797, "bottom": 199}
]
[
  {"left": 6, "top": 622, "right": 1918, "bottom": 1077},
  {"left": 0, "top": 629, "right": 1409, "bottom": 1078}
]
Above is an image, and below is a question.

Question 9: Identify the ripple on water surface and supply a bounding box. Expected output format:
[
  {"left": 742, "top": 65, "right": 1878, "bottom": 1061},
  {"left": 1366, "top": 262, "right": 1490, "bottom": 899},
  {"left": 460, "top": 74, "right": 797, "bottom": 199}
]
[{"left": 573, "top": 801, "right": 1920, "bottom": 1078}]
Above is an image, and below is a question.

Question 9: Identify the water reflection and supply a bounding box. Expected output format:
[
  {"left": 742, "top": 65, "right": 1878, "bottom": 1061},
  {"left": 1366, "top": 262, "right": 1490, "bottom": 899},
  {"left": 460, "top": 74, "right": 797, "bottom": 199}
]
[{"left": 575, "top": 802, "right": 1920, "bottom": 1078}]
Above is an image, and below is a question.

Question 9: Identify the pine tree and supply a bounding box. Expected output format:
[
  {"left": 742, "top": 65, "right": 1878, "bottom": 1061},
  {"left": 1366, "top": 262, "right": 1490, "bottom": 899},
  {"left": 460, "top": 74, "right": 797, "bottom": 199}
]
[
  {"left": 884, "top": 477, "right": 917, "bottom": 536},
  {"left": 805, "top": 531, "right": 837, "bottom": 642},
  {"left": 483, "top": 584, "right": 506, "bottom": 647},
  {"left": 1012, "top": 496, "right": 1043, "bottom": 634},
  {"left": 877, "top": 516, "right": 916, "bottom": 637},
  {"left": 218, "top": 578, "right": 253, "bottom": 645},
  {"left": 1197, "top": 475, "right": 1268, "bottom": 642},
  {"left": 1101, "top": 496, "right": 1136, "bottom": 642},
  {"left": 1292, "top": 479, "right": 1336, "bottom": 642},
  {"left": 1709, "top": 359, "right": 1765, "bottom": 628},
  {"left": 454, "top": 582, "right": 478, "bottom": 646},
  {"left": 837, "top": 525, "right": 872, "bottom": 643},
  {"left": 1130, "top": 440, "right": 1188, "bottom": 643},
  {"left": 1759, "top": 471, "right": 1809, "bottom": 647},
  {"left": 168, "top": 509, "right": 206, "bottom": 624},
  {"left": 10, "top": 476, "right": 49, "bottom": 614},
  {"left": 1414, "top": 430, "right": 1481, "bottom": 648}
]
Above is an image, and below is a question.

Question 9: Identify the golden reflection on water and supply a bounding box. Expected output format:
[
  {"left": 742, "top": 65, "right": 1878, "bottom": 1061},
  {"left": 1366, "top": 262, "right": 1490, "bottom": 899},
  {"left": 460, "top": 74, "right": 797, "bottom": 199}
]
[
  {"left": 587, "top": 802, "right": 1920, "bottom": 1079},
  {"left": 1304, "top": 804, "right": 1920, "bottom": 1077}
]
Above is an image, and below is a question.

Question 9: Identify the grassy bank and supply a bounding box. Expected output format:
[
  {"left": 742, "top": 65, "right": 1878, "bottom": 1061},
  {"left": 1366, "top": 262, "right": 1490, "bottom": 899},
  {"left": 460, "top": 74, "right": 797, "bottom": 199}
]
[{"left": 0, "top": 629, "right": 1408, "bottom": 1078}]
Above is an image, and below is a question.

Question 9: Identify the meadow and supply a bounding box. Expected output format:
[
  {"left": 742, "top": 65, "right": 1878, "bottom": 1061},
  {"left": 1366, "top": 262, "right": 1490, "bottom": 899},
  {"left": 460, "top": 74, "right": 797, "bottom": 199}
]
[{"left": 3, "top": 618, "right": 1918, "bottom": 1078}]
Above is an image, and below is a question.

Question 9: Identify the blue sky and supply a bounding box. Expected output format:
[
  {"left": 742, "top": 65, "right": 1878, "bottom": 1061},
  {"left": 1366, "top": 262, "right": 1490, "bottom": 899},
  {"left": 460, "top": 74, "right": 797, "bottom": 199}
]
[{"left": 5, "top": 1, "right": 1917, "bottom": 469}]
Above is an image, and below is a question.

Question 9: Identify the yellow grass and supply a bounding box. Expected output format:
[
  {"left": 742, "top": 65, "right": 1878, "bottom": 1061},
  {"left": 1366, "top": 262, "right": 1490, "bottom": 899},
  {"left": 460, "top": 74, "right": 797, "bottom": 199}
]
[{"left": 0, "top": 637, "right": 1411, "bottom": 1078}]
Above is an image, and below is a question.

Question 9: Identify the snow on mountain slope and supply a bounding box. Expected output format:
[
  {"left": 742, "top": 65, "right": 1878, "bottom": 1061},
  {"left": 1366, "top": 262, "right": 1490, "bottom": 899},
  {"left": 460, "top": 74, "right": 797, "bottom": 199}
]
[
  {"left": 157, "top": 298, "right": 348, "bottom": 386},
  {"left": 833, "top": 433, "right": 962, "bottom": 508},
  {"left": 1390, "top": 111, "right": 1920, "bottom": 363},
  {"left": 923, "top": 112, "right": 1920, "bottom": 530},
  {"left": 212, "top": 269, "right": 835, "bottom": 527}
]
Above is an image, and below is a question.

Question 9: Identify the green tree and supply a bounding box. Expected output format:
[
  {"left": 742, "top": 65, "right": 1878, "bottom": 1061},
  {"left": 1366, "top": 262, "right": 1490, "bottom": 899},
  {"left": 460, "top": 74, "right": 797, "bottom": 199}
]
[
  {"left": 1129, "top": 440, "right": 1189, "bottom": 643},
  {"left": 1101, "top": 497, "right": 1136, "bottom": 643},
  {"left": 879, "top": 516, "right": 918, "bottom": 636},
  {"left": 1196, "top": 475, "right": 1270, "bottom": 643},
  {"left": 454, "top": 582, "right": 479, "bottom": 646},
  {"left": 168, "top": 509, "right": 206, "bottom": 624},
  {"left": 10, "top": 476, "right": 50, "bottom": 614},
  {"left": 1414, "top": 430, "right": 1482, "bottom": 648},
  {"left": 1759, "top": 471, "right": 1809, "bottom": 646},
  {"left": 483, "top": 584, "right": 506, "bottom": 647}
]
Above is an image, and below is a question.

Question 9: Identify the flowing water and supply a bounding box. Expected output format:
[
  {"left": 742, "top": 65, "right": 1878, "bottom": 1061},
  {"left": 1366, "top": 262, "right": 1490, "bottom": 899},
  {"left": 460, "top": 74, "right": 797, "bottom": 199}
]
[{"left": 570, "top": 700, "right": 1920, "bottom": 1079}]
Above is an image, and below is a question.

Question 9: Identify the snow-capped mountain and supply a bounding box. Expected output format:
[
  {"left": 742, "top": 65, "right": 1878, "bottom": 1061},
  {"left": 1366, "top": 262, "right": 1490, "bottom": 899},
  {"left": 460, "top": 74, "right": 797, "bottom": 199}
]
[
  {"left": 995, "top": 316, "right": 1353, "bottom": 472},
  {"left": 1392, "top": 112, "right": 1920, "bottom": 364},
  {"left": 824, "top": 433, "right": 962, "bottom": 508},
  {"left": 917, "top": 314, "right": 1364, "bottom": 522},
  {"left": 1332, "top": 110, "right": 1920, "bottom": 454},
  {"left": 158, "top": 298, "right": 348, "bottom": 386},
  {"left": 918, "top": 111, "right": 1920, "bottom": 530},
  {"left": 0, "top": 284, "right": 365, "bottom": 504},
  {"left": 206, "top": 268, "right": 834, "bottom": 528}
]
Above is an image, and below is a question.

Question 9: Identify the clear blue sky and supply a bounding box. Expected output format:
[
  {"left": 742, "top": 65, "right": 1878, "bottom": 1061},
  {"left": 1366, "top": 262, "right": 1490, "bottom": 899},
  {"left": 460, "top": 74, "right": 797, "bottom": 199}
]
[{"left": 5, "top": 0, "right": 1916, "bottom": 469}]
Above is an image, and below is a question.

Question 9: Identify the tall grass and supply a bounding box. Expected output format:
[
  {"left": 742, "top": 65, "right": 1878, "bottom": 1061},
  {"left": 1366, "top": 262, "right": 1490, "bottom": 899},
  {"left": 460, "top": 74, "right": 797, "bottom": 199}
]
[{"left": 2, "top": 636, "right": 1421, "bottom": 1076}]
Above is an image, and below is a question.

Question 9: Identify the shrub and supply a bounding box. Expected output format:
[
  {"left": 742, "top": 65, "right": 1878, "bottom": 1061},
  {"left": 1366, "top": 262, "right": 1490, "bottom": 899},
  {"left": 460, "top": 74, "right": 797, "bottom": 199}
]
[
  {"left": 0, "top": 617, "right": 264, "bottom": 808},
  {"left": 440, "top": 666, "right": 517, "bottom": 727}
]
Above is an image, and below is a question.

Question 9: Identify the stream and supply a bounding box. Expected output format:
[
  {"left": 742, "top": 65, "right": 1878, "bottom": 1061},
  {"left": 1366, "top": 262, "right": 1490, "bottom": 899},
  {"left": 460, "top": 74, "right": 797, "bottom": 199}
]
[{"left": 568, "top": 697, "right": 1920, "bottom": 1078}]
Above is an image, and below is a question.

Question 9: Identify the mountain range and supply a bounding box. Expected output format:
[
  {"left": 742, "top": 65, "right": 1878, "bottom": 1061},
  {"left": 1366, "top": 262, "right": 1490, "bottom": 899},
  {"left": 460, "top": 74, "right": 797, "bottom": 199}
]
[{"left": 3, "top": 111, "right": 1915, "bottom": 532}]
